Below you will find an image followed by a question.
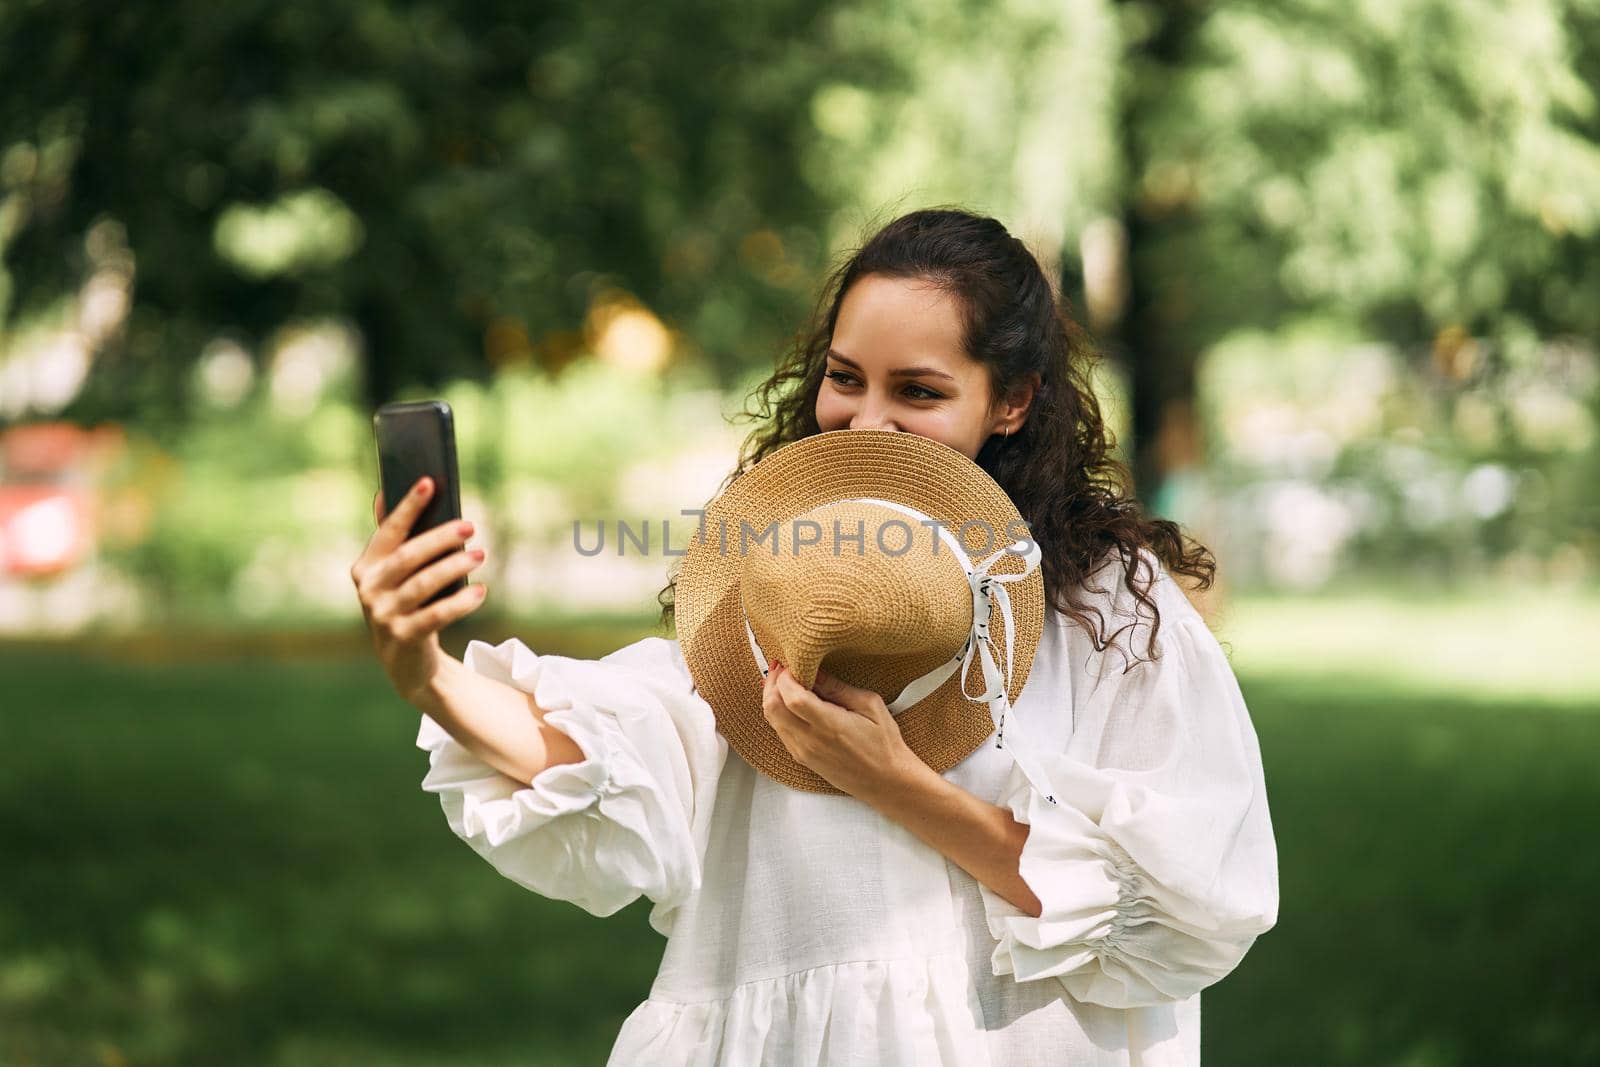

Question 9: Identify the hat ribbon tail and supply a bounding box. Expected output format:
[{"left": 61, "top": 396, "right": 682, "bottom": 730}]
[
  {"left": 959, "top": 543, "right": 1058, "bottom": 805},
  {"left": 744, "top": 614, "right": 773, "bottom": 679}
]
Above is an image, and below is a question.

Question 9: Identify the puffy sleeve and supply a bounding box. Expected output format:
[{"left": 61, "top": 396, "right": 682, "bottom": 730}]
[
  {"left": 414, "top": 634, "right": 727, "bottom": 937},
  {"left": 978, "top": 554, "right": 1279, "bottom": 1008}
]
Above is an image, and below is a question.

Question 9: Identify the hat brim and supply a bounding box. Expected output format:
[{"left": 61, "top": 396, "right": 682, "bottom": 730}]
[{"left": 676, "top": 428, "right": 1044, "bottom": 794}]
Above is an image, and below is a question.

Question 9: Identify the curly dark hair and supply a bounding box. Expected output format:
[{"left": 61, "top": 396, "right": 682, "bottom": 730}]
[{"left": 657, "top": 206, "right": 1215, "bottom": 667}]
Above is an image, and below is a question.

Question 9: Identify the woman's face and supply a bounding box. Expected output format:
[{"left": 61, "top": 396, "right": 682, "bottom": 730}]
[{"left": 814, "top": 273, "right": 1030, "bottom": 460}]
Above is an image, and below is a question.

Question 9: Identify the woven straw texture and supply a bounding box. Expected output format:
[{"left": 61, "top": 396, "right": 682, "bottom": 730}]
[{"left": 677, "top": 429, "right": 1043, "bottom": 794}]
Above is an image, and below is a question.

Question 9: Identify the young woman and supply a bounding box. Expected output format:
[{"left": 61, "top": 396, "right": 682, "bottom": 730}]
[{"left": 350, "top": 207, "right": 1278, "bottom": 1064}]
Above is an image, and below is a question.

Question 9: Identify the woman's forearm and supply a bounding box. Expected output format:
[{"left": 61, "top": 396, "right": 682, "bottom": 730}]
[
  {"left": 868, "top": 760, "right": 1043, "bottom": 918},
  {"left": 408, "top": 653, "right": 586, "bottom": 784}
]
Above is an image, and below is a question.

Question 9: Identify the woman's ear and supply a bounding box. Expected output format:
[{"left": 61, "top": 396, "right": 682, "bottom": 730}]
[{"left": 996, "top": 372, "right": 1040, "bottom": 433}]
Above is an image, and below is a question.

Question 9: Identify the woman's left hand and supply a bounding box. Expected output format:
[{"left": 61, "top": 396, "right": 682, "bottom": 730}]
[{"left": 762, "top": 662, "right": 925, "bottom": 805}]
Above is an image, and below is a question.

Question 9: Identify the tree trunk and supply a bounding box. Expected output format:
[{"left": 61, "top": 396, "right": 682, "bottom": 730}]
[{"left": 1108, "top": 0, "right": 1207, "bottom": 514}]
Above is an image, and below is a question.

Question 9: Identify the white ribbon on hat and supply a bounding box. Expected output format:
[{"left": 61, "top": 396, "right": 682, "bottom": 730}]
[{"left": 741, "top": 495, "right": 1058, "bottom": 806}]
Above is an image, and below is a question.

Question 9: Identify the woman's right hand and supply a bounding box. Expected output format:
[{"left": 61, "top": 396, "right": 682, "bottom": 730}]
[{"left": 350, "top": 476, "right": 489, "bottom": 704}]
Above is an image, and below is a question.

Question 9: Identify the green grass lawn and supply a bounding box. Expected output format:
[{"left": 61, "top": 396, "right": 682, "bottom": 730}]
[{"left": 3, "top": 616, "right": 1598, "bottom": 1066}]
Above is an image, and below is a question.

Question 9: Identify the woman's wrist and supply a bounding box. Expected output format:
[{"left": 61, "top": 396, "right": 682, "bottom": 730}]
[{"left": 402, "top": 646, "right": 458, "bottom": 715}]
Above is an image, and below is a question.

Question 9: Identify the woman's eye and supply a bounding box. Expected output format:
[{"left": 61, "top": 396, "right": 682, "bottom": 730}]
[{"left": 826, "top": 370, "right": 941, "bottom": 401}]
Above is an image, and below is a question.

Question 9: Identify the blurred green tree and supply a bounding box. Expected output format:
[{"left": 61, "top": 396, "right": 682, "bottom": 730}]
[
  {"left": 0, "top": 0, "right": 865, "bottom": 430},
  {"left": 4, "top": 0, "right": 1599, "bottom": 518},
  {"left": 1103, "top": 0, "right": 1600, "bottom": 504}
]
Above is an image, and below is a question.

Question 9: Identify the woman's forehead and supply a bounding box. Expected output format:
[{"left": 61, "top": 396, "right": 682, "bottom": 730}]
[{"left": 832, "top": 275, "right": 972, "bottom": 369}]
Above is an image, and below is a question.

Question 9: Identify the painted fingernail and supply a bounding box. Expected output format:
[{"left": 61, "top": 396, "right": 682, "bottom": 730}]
[
  {"left": 457, "top": 522, "right": 473, "bottom": 537},
  {"left": 417, "top": 477, "right": 432, "bottom": 495},
  {"left": 469, "top": 548, "right": 485, "bottom": 561}
]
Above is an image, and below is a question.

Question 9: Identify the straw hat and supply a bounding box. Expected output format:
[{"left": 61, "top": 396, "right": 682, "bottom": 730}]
[{"left": 675, "top": 428, "right": 1058, "bottom": 800}]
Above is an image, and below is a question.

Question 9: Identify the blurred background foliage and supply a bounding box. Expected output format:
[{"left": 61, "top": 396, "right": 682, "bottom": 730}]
[
  {"left": 3, "top": 0, "right": 1600, "bottom": 633},
  {"left": 3, "top": 2, "right": 1600, "bottom": 1062},
  {"left": 2, "top": 0, "right": 1598, "bottom": 628}
]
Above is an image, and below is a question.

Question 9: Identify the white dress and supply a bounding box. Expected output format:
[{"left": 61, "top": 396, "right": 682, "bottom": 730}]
[{"left": 414, "top": 549, "right": 1279, "bottom": 1065}]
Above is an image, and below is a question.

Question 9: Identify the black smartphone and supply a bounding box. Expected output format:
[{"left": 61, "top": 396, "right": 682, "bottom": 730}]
[{"left": 373, "top": 400, "right": 466, "bottom": 607}]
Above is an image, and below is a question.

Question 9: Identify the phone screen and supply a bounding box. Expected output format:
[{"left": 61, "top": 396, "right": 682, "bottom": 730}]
[{"left": 373, "top": 400, "right": 466, "bottom": 606}]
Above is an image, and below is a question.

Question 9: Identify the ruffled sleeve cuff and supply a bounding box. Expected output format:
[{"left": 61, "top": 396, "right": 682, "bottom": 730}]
[
  {"left": 977, "top": 756, "right": 1275, "bottom": 1009},
  {"left": 415, "top": 635, "right": 726, "bottom": 933}
]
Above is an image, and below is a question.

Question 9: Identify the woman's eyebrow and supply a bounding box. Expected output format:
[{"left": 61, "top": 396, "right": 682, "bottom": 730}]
[{"left": 826, "top": 349, "right": 957, "bottom": 383}]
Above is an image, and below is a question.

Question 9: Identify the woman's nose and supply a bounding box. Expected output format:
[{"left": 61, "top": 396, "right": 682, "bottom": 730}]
[{"left": 848, "top": 402, "right": 899, "bottom": 433}]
